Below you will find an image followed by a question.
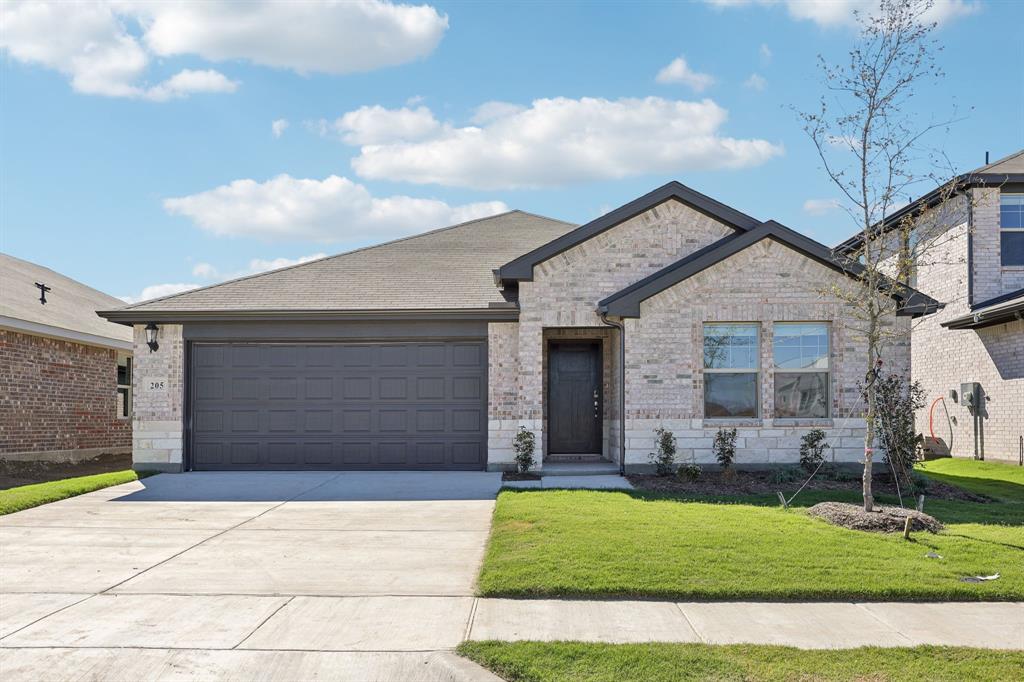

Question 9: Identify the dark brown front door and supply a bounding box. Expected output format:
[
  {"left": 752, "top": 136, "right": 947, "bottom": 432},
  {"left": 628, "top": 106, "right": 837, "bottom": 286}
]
[{"left": 548, "top": 341, "right": 602, "bottom": 454}]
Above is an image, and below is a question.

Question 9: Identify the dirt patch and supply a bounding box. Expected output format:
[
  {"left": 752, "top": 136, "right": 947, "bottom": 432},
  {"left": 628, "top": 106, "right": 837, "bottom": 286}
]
[
  {"left": 0, "top": 452, "right": 132, "bottom": 490},
  {"left": 503, "top": 472, "right": 542, "bottom": 481},
  {"left": 627, "top": 468, "right": 989, "bottom": 502},
  {"left": 808, "top": 501, "right": 944, "bottom": 533}
]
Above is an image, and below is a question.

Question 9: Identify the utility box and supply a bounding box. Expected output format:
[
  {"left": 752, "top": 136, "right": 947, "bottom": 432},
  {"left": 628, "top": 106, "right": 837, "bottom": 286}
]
[{"left": 960, "top": 382, "right": 981, "bottom": 414}]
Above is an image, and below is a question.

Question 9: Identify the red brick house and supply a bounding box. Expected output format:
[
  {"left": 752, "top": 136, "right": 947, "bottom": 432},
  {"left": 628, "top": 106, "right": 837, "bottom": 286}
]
[{"left": 1, "top": 253, "right": 132, "bottom": 463}]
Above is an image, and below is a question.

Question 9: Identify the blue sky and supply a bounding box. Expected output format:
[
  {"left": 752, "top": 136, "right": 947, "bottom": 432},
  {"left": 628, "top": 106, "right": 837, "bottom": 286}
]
[{"left": 1, "top": 0, "right": 1021, "bottom": 302}]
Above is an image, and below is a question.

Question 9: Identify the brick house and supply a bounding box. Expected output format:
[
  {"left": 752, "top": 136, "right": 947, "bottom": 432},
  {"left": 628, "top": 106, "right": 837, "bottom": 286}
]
[
  {"left": 100, "top": 182, "right": 935, "bottom": 473},
  {"left": 1, "top": 254, "right": 133, "bottom": 463},
  {"left": 838, "top": 150, "right": 1024, "bottom": 463}
]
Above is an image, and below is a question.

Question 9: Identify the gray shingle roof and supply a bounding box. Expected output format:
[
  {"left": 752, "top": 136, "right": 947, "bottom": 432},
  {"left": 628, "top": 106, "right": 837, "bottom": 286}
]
[
  {"left": 975, "top": 149, "right": 1024, "bottom": 174},
  {"left": 1, "top": 252, "right": 133, "bottom": 347},
  {"left": 107, "top": 211, "right": 575, "bottom": 316}
]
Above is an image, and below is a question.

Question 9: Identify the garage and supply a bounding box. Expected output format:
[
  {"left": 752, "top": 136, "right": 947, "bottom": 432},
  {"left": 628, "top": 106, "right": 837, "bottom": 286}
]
[{"left": 188, "top": 340, "right": 487, "bottom": 471}]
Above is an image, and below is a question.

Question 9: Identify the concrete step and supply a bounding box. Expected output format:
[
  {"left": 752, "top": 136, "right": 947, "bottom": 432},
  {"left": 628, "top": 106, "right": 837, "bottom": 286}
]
[{"left": 541, "top": 462, "right": 619, "bottom": 476}]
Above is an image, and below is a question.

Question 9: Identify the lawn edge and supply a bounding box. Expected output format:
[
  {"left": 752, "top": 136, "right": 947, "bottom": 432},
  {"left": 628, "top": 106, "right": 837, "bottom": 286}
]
[{"left": 0, "top": 469, "right": 156, "bottom": 515}]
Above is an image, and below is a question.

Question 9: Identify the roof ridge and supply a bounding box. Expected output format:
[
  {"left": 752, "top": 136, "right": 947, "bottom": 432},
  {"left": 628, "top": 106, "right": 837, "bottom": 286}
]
[
  {"left": 116, "top": 209, "right": 564, "bottom": 311},
  {"left": 1, "top": 252, "right": 126, "bottom": 307}
]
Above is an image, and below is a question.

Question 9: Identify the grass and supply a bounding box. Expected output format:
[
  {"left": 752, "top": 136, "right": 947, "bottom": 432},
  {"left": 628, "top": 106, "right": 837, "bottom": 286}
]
[
  {"left": 477, "top": 459, "right": 1024, "bottom": 601},
  {"left": 0, "top": 470, "right": 148, "bottom": 515},
  {"left": 458, "top": 641, "right": 1024, "bottom": 682},
  {"left": 917, "top": 458, "right": 1024, "bottom": 503}
]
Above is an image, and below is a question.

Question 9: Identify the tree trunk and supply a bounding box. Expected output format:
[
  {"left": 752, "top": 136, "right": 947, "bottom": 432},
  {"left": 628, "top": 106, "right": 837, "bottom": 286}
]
[{"left": 863, "top": 299, "right": 879, "bottom": 513}]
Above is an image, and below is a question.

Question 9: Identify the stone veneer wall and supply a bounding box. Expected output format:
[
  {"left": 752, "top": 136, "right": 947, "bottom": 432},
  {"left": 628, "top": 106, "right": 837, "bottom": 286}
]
[
  {"left": 131, "top": 323, "right": 185, "bottom": 471},
  {"left": 911, "top": 216, "right": 1024, "bottom": 462},
  {"left": 0, "top": 329, "right": 130, "bottom": 461}
]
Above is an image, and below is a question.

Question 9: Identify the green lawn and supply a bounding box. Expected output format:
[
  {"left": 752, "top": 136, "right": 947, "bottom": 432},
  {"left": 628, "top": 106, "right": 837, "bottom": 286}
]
[
  {"left": 0, "top": 470, "right": 147, "bottom": 515},
  {"left": 458, "top": 642, "right": 1024, "bottom": 682},
  {"left": 477, "top": 459, "right": 1024, "bottom": 601},
  {"left": 918, "top": 458, "right": 1024, "bottom": 503}
]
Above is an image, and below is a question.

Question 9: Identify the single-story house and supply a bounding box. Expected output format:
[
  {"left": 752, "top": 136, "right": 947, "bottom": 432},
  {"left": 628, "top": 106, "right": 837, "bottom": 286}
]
[
  {"left": 100, "top": 183, "right": 937, "bottom": 473},
  {"left": 837, "top": 150, "right": 1024, "bottom": 462},
  {"left": 1, "top": 253, "right": 133, "bottom": 463}
]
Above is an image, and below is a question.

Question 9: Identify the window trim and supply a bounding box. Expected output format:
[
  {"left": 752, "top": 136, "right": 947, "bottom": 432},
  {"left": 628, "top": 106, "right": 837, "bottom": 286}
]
[
  {"left": 703, "top": 322, "right": 760, "bottom": 419},
  {"left": 999, "top": 193, "right": 1024, "bottom": 267},
  {"left": 772, "top": 322, "right": 830, "bottom": 419}
]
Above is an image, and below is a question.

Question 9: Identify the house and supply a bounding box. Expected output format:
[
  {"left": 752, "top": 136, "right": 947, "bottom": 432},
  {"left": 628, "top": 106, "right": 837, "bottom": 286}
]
[
  {"left": 1, "top": 253, "right": 133, "bottom": 463},
  {"left": 837, "top": 150, "right": 1024, "bottom": 463},
  {"left": 99, "top": 183, "right": 936, "bottom": 473}
]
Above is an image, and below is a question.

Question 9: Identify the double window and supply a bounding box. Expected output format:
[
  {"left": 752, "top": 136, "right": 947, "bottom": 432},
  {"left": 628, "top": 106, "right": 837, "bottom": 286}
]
[
  {"left": 1000, "top": 194, "right": 1024, "bottom": 266},
  {"left": 702, "top": 322, "right": 830, "bottom": 419}
]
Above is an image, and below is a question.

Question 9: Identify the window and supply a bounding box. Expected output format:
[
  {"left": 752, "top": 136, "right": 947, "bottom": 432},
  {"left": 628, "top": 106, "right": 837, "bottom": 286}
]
[
  {"left": 703, "top": 323, "right": 759, "bottom": 418},
  {"left": 773, "top": 323, "right": 829, "bottom": 418},
  {"left": 1001, "top": 194, "right": 1024, "bottom": 266},
  {"left": 117, "top": 354, "right": 132, "bottom": 419}
]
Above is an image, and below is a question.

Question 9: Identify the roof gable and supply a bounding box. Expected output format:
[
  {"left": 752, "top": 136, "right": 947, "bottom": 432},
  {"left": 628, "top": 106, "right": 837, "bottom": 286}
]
[
  {"left": 497, "top": 181, "right": 760, "bottom": 283},
  {"left": 599, "top": 220, "right": 939, "bottom": 318}
]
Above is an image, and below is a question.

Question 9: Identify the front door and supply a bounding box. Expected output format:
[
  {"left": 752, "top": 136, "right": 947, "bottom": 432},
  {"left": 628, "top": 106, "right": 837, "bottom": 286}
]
[{"left": 548, "top": 341, "right": 602, "bottom": 454}]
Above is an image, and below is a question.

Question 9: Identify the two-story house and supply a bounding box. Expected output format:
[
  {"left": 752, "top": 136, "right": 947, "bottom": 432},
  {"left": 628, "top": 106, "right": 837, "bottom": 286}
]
[{"left": 838, "top": 150, "right": 1024, "bottom": 463}]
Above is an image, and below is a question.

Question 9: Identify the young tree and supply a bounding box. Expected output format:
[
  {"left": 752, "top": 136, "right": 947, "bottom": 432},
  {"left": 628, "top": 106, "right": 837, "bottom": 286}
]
[{"left": 799, "top": 0, "right": 965, "bottom": 511}]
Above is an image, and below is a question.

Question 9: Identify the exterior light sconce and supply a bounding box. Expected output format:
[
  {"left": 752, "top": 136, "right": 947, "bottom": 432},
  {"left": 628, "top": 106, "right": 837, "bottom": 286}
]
[{"left": 145, "top": 323, "right": 159, "bottom": 352}]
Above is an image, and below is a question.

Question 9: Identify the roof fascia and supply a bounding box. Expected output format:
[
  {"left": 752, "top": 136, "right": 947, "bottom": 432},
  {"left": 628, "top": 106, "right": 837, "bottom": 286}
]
[{"left": 97, "top": 307, "right": 520, "bottom": 326}]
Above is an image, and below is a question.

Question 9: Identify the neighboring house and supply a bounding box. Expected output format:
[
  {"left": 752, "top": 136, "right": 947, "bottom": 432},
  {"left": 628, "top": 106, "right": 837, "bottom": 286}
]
[
  {"left": 1, "top": 253, "right": 133, "bottom": 463},
  {"left": 100, "top": 183, "right": 935, "bottom": 473},
  {"left": 837, "top": 150, "right": 1024, "bottom": 464}
]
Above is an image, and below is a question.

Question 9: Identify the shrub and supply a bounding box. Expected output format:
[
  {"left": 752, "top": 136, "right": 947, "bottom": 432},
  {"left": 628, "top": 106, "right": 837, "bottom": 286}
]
[
  {"left": 648, "top": 427, "right": 677, "bottom": 477},
  {"left": 677, "top": 462, "right": 701, "bottom": 482},
  {"left": 799, "top": 429, "right": 831, "bottom": 472},
  {"left": 512, "top": 427, "right": 536, "bottom": 473},
  {"left": 713, "top": 427, "right": 737, "bottom": 472},
  {"left": 873, "top": 373, "right": 926, "bottom": 488}
]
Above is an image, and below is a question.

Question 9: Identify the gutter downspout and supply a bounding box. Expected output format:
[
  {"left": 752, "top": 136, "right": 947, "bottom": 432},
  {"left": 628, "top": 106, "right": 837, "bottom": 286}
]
[{"left": 599, "top": 310, "right": 627, "bottom": 476}]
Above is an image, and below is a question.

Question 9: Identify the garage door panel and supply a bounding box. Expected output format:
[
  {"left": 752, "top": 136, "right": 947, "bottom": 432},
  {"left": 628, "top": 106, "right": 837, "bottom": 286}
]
[{"left": 190, "top": 341, "right": 486, "bottom": 470}]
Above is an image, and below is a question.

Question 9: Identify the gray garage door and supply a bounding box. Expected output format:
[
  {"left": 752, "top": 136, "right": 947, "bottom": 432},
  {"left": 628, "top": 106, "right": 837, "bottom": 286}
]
[{"left": 189, "top": 341, "right": 487, "bottom": 470}]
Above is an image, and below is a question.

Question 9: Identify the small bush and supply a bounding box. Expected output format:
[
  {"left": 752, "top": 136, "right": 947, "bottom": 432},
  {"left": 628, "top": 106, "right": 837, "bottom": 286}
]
[
  {"left": 713, "top": 427, "right": 737, "bottom": 472},
  {"left": 823, "top": 465, "right": 860, "bottom": 483},
  {"left": 770, "top": 466, "right": 804, "bottom": 484},
  {"left": 512, "top": 427, "right": 536, "bottom": 473},
  {"left": 677, "top": 462, "right": 701, "bottom": 482},
  {"left": 648, "top": 427, "right": 677, "bottom": 477},
  {"left": 799, "top": 429, "right": 830, "bottom": 472}
]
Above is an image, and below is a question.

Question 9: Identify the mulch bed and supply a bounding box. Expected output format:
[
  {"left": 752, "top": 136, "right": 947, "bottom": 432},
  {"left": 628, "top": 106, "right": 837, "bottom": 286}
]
[
  {"left": 627, "top": 468, "right": 988, "bottom": 502},
  {"left": 503, "top": 472, "right": 542, "bottom": 481},
  {"left": 807, "top": 501, "right": 944, "bottom": 533},
  {"left": 0, "top": 452, "right": 132, "bottom": 490}
]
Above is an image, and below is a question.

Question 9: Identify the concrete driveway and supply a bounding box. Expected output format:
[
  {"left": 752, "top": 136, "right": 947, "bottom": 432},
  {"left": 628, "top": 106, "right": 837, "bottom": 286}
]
[{"left": 0, "top": 472, "right": 504, "bottom": 681}]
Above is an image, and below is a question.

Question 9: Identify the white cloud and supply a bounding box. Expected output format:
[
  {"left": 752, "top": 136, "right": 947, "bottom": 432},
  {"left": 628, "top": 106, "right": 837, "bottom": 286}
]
[
  {"left": 144, "top": 69, "right": 239, "bottom": 102},
  {"left": 655, "top": 56, "right": 715, "bottom": 91},
  {"left": 141, "top": 0, "right": 448, "bottom": 74},
  {"left": 119, "top": 282, "right": 200, "bottom": 304},
  {"left": 760, "top": 43, "right": 773, "bottom": 62},
  {"left": 192, "top": 253, "right": 329, "bottom": 281},
  {"left": 0, "top": 1, "right": 447, "bottom": 99},
  {"left": 803, "top": 198, "right": 842, "bottom": 216},
  {"left": 470, "top": 101, "right": 526, "bottom": 124},
  {"left": 272, "top": 119, "right": 289, "bottom": 138},
  {"left": 163, "top": 174, "right": 509, "bottom": 242},
  {"left": 703, "top": 0, "right": 979, "bottom": 28},
  {"left": 335, "top": 105, "right": 441, "bottom": 145},
  {"left": 743, "top": 73, "right": 767, "bottom": 91},
  {"left": 344, "top": 97, "right": 783, "bottom": 190}
]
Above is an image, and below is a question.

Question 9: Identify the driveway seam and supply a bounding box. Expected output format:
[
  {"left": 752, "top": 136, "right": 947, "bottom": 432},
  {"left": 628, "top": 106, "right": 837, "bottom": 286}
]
[
  {"left": 463, "top": 598, "right": 479, "bottom": 641},
  {"left": 0, "top": 593, "right": 98, "bottom": 643},
  {"left": 97, "top": 472, "right": 347, "bottom": 595},
  {"left": 231, "top": 596, "right": 295, "bottom": 650}
]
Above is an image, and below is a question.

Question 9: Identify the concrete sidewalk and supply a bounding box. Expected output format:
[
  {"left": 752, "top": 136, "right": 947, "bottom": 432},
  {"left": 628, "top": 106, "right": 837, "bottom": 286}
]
[{"left": 467, "top": 599, "right": 1024, "bottom": 650}]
